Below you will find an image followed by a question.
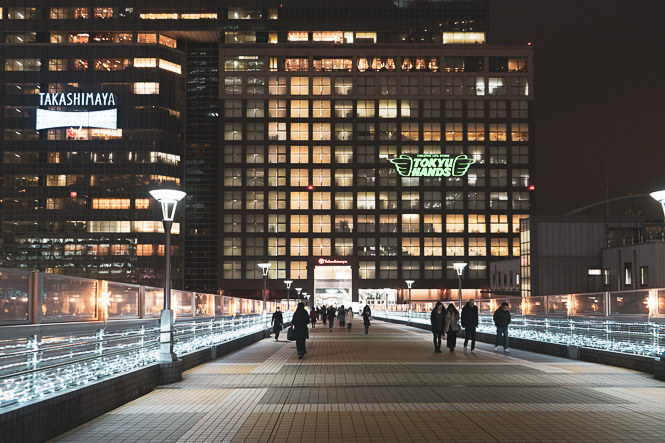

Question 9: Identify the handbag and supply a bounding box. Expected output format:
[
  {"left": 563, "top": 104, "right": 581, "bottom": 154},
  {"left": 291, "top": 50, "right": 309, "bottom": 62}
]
[{"left": 287, "top": 326, "right": 295, "bottom": 341}]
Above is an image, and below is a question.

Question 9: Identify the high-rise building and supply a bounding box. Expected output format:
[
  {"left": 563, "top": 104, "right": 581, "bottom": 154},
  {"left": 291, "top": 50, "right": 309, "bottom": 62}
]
[{"left": 0, "top": 1, "right": 533, "bottom": 306}]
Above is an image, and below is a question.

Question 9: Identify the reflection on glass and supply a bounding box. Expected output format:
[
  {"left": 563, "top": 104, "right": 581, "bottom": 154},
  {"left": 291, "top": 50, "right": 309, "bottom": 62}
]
[
  {"left": 0, "top": 270, "right": 30, "bottom": 321},
  {"left": 42, "top": 275, "right": 97, "bottom": 321}
]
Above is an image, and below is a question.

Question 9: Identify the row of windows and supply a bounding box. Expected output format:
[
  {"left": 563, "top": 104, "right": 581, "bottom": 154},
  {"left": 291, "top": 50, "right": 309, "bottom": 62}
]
[
  {"left": 2, "top": 151, "right": 180, "bottom": 165},
  {"left": 223, "top": 122, "right": 529, "bottom": 142},
  {"left": 224, "top": 145, "right": 528, "bottom": 165},
  {"left": 223, "top": 168, "right": 530, "bottom": 187},
  {"left": 223, "top": 75, "right": 529, "bottom": 96},
  {"left": 44, "top": 58, "right": 181, "bottom": 74},
  {"left": 223, "top": 259, "right": 489, "bottom": 280},
  {"left": 226, "top": 99, "right": 528, "bottom": 119},
  {"left": 223, "top": 191, "right": 529, "bottom": 211},
  {"left": 2, "top": 174, "right": 179, "bottom": 187},
  {"left": 1, "top": 221, "right": 180, "bottom": 234},
  {"left": 223, "top": 236, "right": 518, "bottom": 257},
  {"left": 223, "top": 214, "right": 527, "bottom": 234}
]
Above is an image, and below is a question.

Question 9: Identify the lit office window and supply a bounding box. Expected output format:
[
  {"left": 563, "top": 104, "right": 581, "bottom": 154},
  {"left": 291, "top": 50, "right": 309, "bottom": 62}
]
[
  {"left": 290, "top": 169, "right": 309, "bottom": 187},
  {"left": 446, "top": 214, "right": 464, "bottom": 233},
  {"left": 511, "top": 123, "right": 529, "bottom": 141},
  {"left": 269, "top": 76, "right": 287, "bottom": 95},
  {"left": 291, "top": 238, "right": 309, "bottom": 256},
  {"left": 290, "top": 262, "right": 307, "bottom": 279},
  {"left": 159, "top": 35, "right": 177, "bottom": 48},
  {"left": 312, "top": 215, "right": 331, "bottom": 233},
  {"left": 223, "top": 238, "right": 242, "bottom": 256},
  {"left": 446, "top": 238, "right": 465, "bottom": 256},
  {"left": 288, "top": 32, "right": 308, "bottom": 42},
  {"left": 312, "top": 169, "right": 331, "bottom": 187},
  {"left": 335, "top": 238, "right": 353, "bottom": 256},
  {"left": 424, "top": 238, "right": 443, "bottom": 256},
  {"left": 138, "top": 33, "right": 157, "bottom": 43},
  {"left": 290, "top": 123, "right": 309, "bottom": 140},
  {"left": 357, "top": 100, "right": 375, "bottom": 118},
  {"left": 312, "top": 77, "right": 331, "bottom": 95},
  {"left": 312, "top": 238, "right": 332, "bottom": 255},
  {"left": 291, "top": 146, "right": 309, "bottom": 163},
  {"left": 423, "top": 215, "right": 442, "bottom": 233},
  {"left": 290, "top": 215, "right": 309, "bottom": 233},
  {"left": 489, "top": 124, "right": 507, "bottom": 141},
  {"left": 269, "top": 122, "right": 287, "bottom": 140},
  {"left": 359, "top": 262, "right": 376, "bottom": 279},
  {"left": 402, "top": 238, "right": 421, "bottom": 257},
  {"left": 491, "top": 238, "right": 510, "bottom": 256},
  {"left": 134, "top": 58, "right": 157, "bottom": 68},
  {"left": 268, "top": 214, "right": 286, "bottom": 233},
  {"left": 268, "top": 100, "right": 287, "bottom": 118},
  {"left": 312, "top": 192, "right": 331, "bottom": 210},
  {"left": 402, "top": 214, "right": 420, "bottom": 233},
  {"left": 334, "top": 169, "right": 353, "bottom": 186},
  {"left": 133, "top": 82, "right": 159, "bottom": 94},
  {"left": 335, "top": 216, "right": 353, "bottom": 233},
  {"left": 312, "top": 123, "right": 331, "bottom": 141},
  {"left": 490, "top": 192, "right": 509, "bottom": 210},
  {"left": 92, "top": 199, "right": 131, "bottom": 210},
  {"left": 357, "top": 192, "right": 376, "bottom": 210},
  {"left": 312, "top": 100, "right": 331, "bottom": 118},
  {"left": 378, "top": 100, "right": 397, "bottom": 118},
  {"left": 334, "top": 192, "right": 353, "bottom": 210},
  {"left": 290, "top": 100, "right": 309, "bottom": 118},
  {"left": 313, "top": 146, "right": 331, "bottom": 163},
  {"left": 490, "top": 214, "right": 509, "bottom": 233},
  {"left": 379, "top": 215, "right": 398, "bottom": 233},
  {"left": 290, "top": 192, "right": 309, "bottom": 210},
  {"left": 334, "top": 77, "right": 352, "bottom": 95},
  {"left": 223, "top": 261, "right": 242, "bottom": 279},
  {"left": 285, "top": 58, "right": 308, "bottom": 71},
  {"left": 268, "top": 191, "right": 287, "bottom": 210},
  {"left": 245, "top": 191, "right": 264, "bottom": 209},
  {"left": 290, "top": 77, "right": 309, "bottom": 95},
  {"left": 268, "top": 238, "right": 286, "bottom": 256},
  {"left": 469, "top": 238, "right": 487, "bottom": 257}
]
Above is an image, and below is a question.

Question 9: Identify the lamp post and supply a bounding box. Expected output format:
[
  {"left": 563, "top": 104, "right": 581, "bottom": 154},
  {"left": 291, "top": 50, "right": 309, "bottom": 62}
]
[
  {"left": 284, "top": 280, "right": 293, "bottom": 312},
  {"left": 295, "top": 288, "right": 302, "bottom": 307},
  {"left": 405, "top": 280, "right": 414, "bottom": 318},
  {"left": 650, "top": 191, "right": 665, "bottom": 218},
  {"left": 149, "top": 189, "right": 186, "bottom": 363},
  {"left": 258, "top": 263, "right": 271, "bottom": 314},
  {"left": 453, "top": 262, "right": 467, "bottom": 310}
]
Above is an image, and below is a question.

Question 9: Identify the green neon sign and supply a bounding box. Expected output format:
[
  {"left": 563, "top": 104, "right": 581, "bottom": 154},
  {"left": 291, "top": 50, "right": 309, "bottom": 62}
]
[{"left": 389, "top": 154, "right": 475, "bottom": 177}]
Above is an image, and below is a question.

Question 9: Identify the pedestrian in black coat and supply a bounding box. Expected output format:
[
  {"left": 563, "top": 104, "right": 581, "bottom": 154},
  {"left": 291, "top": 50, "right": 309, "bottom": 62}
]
[
  {"left": 327, "top": 306, "right": 337, "bottom": 332},
  {"left": 291, "top": 302, "right": 310, "bottom": 359},
  {"left": 362, "top": 305, "right": 372, "bottom": 334},
  {"left": 430, "top": 302, "right": 445, "bottom": 353},
  {"left": 271, "top": 308, "right": 284, "bottom": 341},
  {"left": 461, "top": 300, "right": 479, "bottom": 352}
]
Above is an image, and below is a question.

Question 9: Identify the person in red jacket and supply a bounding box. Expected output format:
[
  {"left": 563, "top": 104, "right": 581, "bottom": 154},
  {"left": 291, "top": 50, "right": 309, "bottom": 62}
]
[{"left": 310, "top": 307, "right": 318, "bottom": 328}]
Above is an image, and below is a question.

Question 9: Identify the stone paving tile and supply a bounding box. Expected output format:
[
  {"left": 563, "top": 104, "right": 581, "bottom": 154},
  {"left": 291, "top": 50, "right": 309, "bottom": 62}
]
[{"left": 51, "top": 320, "right": 665, "bottom": 443}]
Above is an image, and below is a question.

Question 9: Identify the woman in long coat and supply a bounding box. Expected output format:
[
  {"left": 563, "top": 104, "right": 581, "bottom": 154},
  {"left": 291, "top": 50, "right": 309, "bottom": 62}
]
[
  {"left": 362, "top": 305, "right": 371, "bottom": 334},
  {"left": 271, "top": 307, "right": 284, "bottom": 341},
  {"left": 291, "top": 302, "right": 310, "bottom": 358},
  {"left": 444, "top": 303, "right": 460, "bottom": 352}
]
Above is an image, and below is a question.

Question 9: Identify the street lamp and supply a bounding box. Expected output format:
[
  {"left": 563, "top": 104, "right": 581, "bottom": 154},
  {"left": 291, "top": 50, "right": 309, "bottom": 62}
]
[
  {"left": 295, "top": 288, "right": 302, "bottom": 308},
  {"left": 405, "top": 280, "right": 414, "bottom": 318},
  {"left": 149, "top": 189, "right": 186, "bottom": 363},
  {"left": 284, "top": 280, "right": 293, "bottom": 312},
  {"left": 258, "top": 263, "right": 271, "bottom": 313},
  {"left": 453, "top": 262, "right": 467, "bottom": 310},
  {"left": 650, "top": 191, "right": 665, "bottom": 218}
]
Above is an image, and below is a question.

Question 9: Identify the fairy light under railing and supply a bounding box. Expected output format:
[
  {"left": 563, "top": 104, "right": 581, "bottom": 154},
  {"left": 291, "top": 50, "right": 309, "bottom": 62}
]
[
  {"left": 0, "top": 313, "right": 268, "bottom": 409},
  {"left": 372, "top": 310, "right": 665, "bottom": 358}
]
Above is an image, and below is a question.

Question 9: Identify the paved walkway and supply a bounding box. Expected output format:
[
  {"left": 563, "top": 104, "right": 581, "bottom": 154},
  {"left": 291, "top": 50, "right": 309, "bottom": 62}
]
[{"left": 52, "top": 320, "right": 665, "bottom": 442}]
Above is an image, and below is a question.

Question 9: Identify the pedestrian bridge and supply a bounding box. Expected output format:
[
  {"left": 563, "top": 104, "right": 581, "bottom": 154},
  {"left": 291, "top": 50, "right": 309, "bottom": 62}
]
[{"left": 51, "top": 320, "right": 665, "bottom": 442}]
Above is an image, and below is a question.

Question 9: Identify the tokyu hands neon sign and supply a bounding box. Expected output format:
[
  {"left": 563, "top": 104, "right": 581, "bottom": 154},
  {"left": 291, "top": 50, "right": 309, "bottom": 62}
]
[{"left": 389, "top": 154, "right": 475, "bottom": 177}]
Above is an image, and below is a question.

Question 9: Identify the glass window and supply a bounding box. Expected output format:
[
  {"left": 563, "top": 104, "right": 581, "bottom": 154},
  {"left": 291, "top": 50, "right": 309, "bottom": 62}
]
[
  {"left": 312, "top": 215, "right": 331, "bottom": 233},
  {"left": 312, "top": 192, "right": 331, "bottom": 210},
  {"left": 312, "top": 100, "right": 331, "bottom": 118},
  {"left": 290, "top": 77, "right": 309, "bottom": 95}
]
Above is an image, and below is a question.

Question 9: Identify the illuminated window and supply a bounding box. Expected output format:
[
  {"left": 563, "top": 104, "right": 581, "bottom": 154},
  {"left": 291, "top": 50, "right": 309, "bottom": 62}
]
[
  {"left": 224, "top": 123, "right": 242, "bottom": 140},
  {"left": 512, "top": 215, "right": 527, "bottom": 233},
  {"left": 490, "top": 192, "right": 509, "bottom": 210},
  {"left": 288, "top": 32, "right": 308, "bottom": 42},
  {"left": 268, "top": 238, "right": 286, "bottom": 256},
  {"left": 135, "top": 199, "right": 150, "bottom": 209},
  {"left": 445, "top": 123, "right": 463, "bottom": 141},
  {"left": 268, "top": 214, "right": 286, "bottom": 233},
  {"left": 313, "top": 31, "right": 344, "bottom": 43},
  {"left": 92, "top": 199, "right": 131, "bottom": 210},
  {"left": 312, "top": 77, "right": 331, "bottom": 95},
  {"left": 379, "top": 100, "right": 397, "bottom": 118},
  {"left": 490, "top": 214, "right": 509, "bottom": 233},
  {"left": 269, "top": 122, "right": 286, "bottom": 140},
  {"left": 4, "top": 59, "right": 41, "bottom": 71},
  {"left": 313, "top": 58, "right": 352, "bottom": 72},
  {"left": 134, "top": 58, "right": 157, "bottom": 68},
  {"left": 511, "top": 123, "right": 529, "bottom": 141},
  {"left": 159, "top": 35, "right": 176, "bottom": 48},
  {"left": 312, "top": 191, "right": 331, "bottom": 210},
  {"left": 290, "top": 123, "right": 309, "bottom": 140},
  {"left": 133, "top": 82, "right": 159, "bottom": 94},
  {"left": 224, "top": 238, "right": 242, "bottom": 256},
  {"left": 290, "top": 100, "right": 309, "bottom": 118},
  {"left": 446, "top": 238, "right": 464, "bottom": 256},
  {"left": 48, "top": 59, "right": 67, "bottom": 71},
  {"left": 311, "top": 123, "right": 330, "bottom": 141},
  {"left": 225, "top": 31, "right": 256, "bottom": 44},
  {"left": 423, "top": 215, "right": 442, "bottom": 233},
  {"left": 334, "top": 192, "right": 353, "bottom": 210},
  {"left": 359, "top": 262, "right": 376, "bottom": 279},
  {"left": 94, "top": 59, "right": 131, "bottom": 71},
  {"left": 225, "top": 56, "right": 265, "bottom": 71},
  {"left": 402, "top": 192, "right": 419, "bottom": 210},
  {"left": 290, "top": 192, "right": 309, "bottom": 210},
  {"left": 312, "top": 215, "right": 331, "bottom": 233},
  {"left": 335, "top": 238, "right": 353, "bottom": 256},
  {"left": 357, "top": 192, "right": 375, "bottom": 210},
  {"left": 467, "top": 123, "right": 485, "bottom": 141},
  {"left": 446, "top": 214, "right": 464, "bottom": 233},
  {"left": 268, "top": 100, "right": 287, "bottom": 118},
  {"left": 335, "top": 123, "right": 352, "bottom": 141},
  {"left": 291, "top": 238, "right": 309, "bottom": 256},
  {"left": 290, "top": 77, "right": 309, "bottom": 95},
  {"left": 312, "top": 100, "right": 331, "bottom": 118},
  {"left": 291, "top": 146, "right": 309, "bottom": 163},
  {"left": 312, "top": 169, "right": 331, "bottom": 186},
  {"left": 512, "top": 238, "right": 520, "bottom": 256},
  {"left": 7, "top": 8, "right": 39, "bottom": 19},
  {"left": 401, "top": 123, "right": 419, "bottom": 141},
  {"left": 138, "top": 33, "right": 157, "bottom": 44},
  {"left": 489, "top": 124, "right": 507, "bottom": 141},
  {"left": 313, "top": 146, "right": 331, "bottom": 163},
  {"left": 50, "top": 8, "right": 69, "bottom": 19},
  {"left": 139, "top": 12, "right": 179, "bottom": 19},
  {"left": 285, "top": 58, "right": 308, "bottom": 71},
  {"left": 488, "top": 77, "right": 506, "bottom": 95},
  {"left": 334, "top": 77, "right": 352, "bottom": 95},
  {"left": 442, "top": 32, "right": 485, "bottom": 44},
  {"left": 290, "top": 169, "right": 309, "bottom": 187},
  {"left": 268, "top": 145, "right": 286, "bottom": 163},
  {"left": 290, "top": 261, "right": 307, "bottom": 279},
  {"left": 491, "top": 238, "right": 510, "bottom": 256},
  {"left": 357, "top": 100, "right": 375, "bottom": 118},
  {"left": 335, "top": 216, "right": 353, "bottom": 233},
  {"left": 467, "top": 214, "right": 486, "bottom": 233},
  {"left": 509, "top": 77, "right": 530, "bottom": 96},
  {"left": 268, "top": 191, "right": 287, "bottom": 210},
  {"left": 69, "top": 33, "right": 90, "bottom": 43},
  {"left": 223, "top": 261, "right": 242, "bottom": 279},
  {"left": 402, "top": 238, "right": 421, "bottom": 257},
  {"left": 424, "top": 237, "right": 443, "bottom": 256},
  {"left": 159, "top": 59, "right": 182, "bottom": 74},
  {"left": 312, "top": 238, "right": 332, "bottom": 256},
  {"left": 290, "top": 215, "right": 309, "bottom": 233},
  {"left": 402, "top": 214, "right": 420, "bottom": 233},
  {"left": 335, "top": 169, "right": 353, "bottom": 187},
  {"left": 245, "top": 191, "right": 264, "bottom": 209},
  {"left": 469, "top": 238, "right": 487, "bottom": 257},
  {"left": 269, "top": 76, "right": 287, "bottom": 95},
  {"left": 355, "top": 32, "right": 377, "bottom": 43}
]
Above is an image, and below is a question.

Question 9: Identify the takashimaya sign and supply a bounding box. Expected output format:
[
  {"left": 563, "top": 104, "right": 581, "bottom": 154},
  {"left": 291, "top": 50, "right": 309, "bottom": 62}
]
[
  {"left": 389, "top": 154, "right": 475, "bottom": 177},
  {"left": 35, "top": 92, "right": 117, "bottom": 131},
  {"left": 318, "top": 258, "right": 349, "bottom": 265}
]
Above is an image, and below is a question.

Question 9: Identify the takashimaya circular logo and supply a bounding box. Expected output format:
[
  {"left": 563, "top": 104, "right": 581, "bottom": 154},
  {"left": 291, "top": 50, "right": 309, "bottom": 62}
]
[{"left": 318, "top": 258, "right": 325, "bottom": 265}]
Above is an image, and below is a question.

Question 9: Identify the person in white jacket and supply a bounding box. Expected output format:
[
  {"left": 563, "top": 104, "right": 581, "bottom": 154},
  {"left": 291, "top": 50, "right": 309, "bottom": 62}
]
[{"left": 346, "top": 307, "right": 353, "bottom": 331}]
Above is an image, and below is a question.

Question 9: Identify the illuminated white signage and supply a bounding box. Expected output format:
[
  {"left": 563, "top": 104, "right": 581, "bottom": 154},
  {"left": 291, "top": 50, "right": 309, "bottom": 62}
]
[
  {"left": 35, "top": 92, "right": 117, "bottom": 130},
  {"left": 318, "top": 258, "right": 349, "bottom": 265}
]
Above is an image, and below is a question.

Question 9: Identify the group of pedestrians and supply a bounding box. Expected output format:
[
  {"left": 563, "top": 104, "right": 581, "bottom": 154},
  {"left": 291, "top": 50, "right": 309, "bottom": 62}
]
[
  {"left": 270, "top": 303, "right": 374, "bottom": 359},
  {"left": 430, "top": 300, "right": 511, "bottom": 353}
]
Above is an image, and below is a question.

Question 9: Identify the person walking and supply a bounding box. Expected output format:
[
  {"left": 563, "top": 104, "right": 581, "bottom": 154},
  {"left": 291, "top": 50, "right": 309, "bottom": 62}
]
[
  {"left": 310, "top": 307, "right": 318, "bottom": 328},
  {"left": 337, "top": 305, "right": 346, "bottom": 330},
  {"left": 362, "top": 305, "right": 371, "bottom": 334},
  {"left": 430, "top": 302, "right": 445, "bottom": 353},
  {"left": 291, "top": 302, "right": 310, "bottom": 359},
  {"left": 271, "top": 307, "right": 284, "bottom": 341},
  {"left": 321, "top": 305, "right": 327, "bottom": 326},
  {"left": 461, "top": 299, "right": 479, "bottom": 352},
  {"left": 346, "top": 307, "right": 353, "bottom": 331},
  {"left": 327, "top": 305, "right": 336, "bottom": 332},
  {"left": 444, "top": 303, "right": 460, "bottom": 352},
  {"left": 493, "top": 302, "right": 511, "bottom": 353}
]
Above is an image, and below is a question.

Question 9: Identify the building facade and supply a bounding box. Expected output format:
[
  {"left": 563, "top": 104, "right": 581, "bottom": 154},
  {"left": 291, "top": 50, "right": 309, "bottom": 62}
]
[{"left": 0, "top": 0, "right": 534, "bottom": 305}]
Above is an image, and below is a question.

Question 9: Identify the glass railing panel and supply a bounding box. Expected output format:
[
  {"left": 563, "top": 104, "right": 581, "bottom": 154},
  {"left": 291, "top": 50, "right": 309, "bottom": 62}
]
[
  {"left": 42, "top": 275, "right": 97, "bottom": 321},
  {"left": 0, "top": 269, "right": 30, "bottom": 322}
]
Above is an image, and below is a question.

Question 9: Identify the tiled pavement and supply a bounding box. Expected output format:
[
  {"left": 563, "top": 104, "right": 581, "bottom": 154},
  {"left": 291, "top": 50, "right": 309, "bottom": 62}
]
[{"left": 52, "top": 320, "right": 665, "bottom": 442}]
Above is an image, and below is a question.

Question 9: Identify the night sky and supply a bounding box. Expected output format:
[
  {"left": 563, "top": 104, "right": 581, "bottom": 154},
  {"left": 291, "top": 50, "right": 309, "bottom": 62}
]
[{"left": 491, "top": 0, "right": 665, "bottom": 217}]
